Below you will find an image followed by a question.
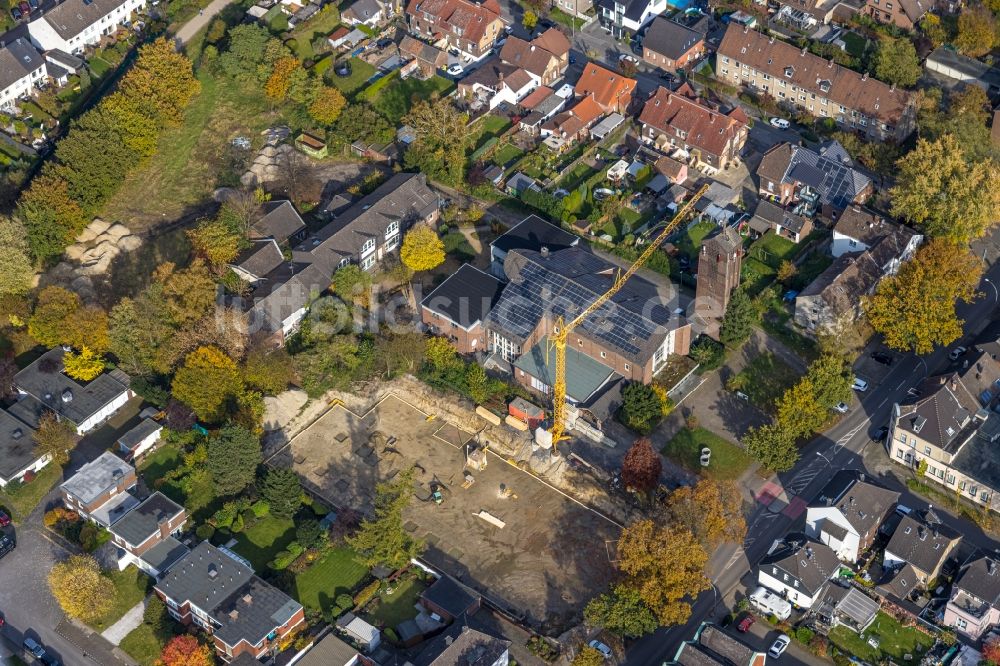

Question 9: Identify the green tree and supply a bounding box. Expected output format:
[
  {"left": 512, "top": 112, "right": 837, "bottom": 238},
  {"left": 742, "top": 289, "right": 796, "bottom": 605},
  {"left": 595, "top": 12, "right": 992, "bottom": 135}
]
[
  {"left": 619, "top": 383, "right": 663, "bottom": 434},
  {"left": 332, "top": 264, "right": 373, "bottom": 305},
  {"left": 719, "top": 289, "right": 759, "bottom": 348},
  {"left": 347, "top": 467, "right": 424, "bottom": 569},
  {"left": 333, "top": 103, "right": 395, "bottom": 145},
  {"left": 425, "top": 337, "right": 460, "bottom": 371},
  {"left": 33, "top": 412, "right": 80, "bottom": 467},
  {"left": 18, "top": 174, "right": 86, "bottom": 262},
  {"left": 242, "top": 348, "right": 295, "bottom": 394},
  {"left": 120, "top": 37, "right": 201, "bottom": 127},
  {"left": 171, "top": 346, "right": 244, "bottom": 422},
  {"left": 863, "top": 239, "right": 982, "bottom": 354},
  {"left": 258, "top": 468, "right": 302, "bottom": 519},
  {"left": 743, "top": 422, "right": 798, "bottom": 471},
  {"left": 207, "top": 425, "right": 262, "bottom": 496},
  {"left": 402, "top": 96, "right": 470, "bottom": 185},
  {"left": 400, "top": 226, "right": 445, "bottom": 272},
  {"left": 28, "top": 286, "right": 80, "bottom": 347},
  {"left": 890, "top": 135, "right": 1000, "bottom": 243},
  {"left": 0, "top": 217, "right": 34, "bottom": 296},
  {"left": 187, "top": 218, "right": 241, "bottom": 266},
  {"left": 775, "top": 377, "right": 826, "bottom": 440},
  {"left": 523, "top": 9, "right": 538, "bottom": 29},
  {"left": 805, "top": 353, "right": 852, "bottom": 410},
  {"left": 872, "top": 36, "right": 921, "bottom": 88},
  {"left": 465, "top": 363, "right": 490, "bottom": 404},
  {"left": 584, "top": 584, "right": 659, "bottom": 638},
  {"left": 218, "top": 24, "right": 272, "bottom": 82},
  {"left": 955, "top": 6, "right": 996, "bottom": 57}
]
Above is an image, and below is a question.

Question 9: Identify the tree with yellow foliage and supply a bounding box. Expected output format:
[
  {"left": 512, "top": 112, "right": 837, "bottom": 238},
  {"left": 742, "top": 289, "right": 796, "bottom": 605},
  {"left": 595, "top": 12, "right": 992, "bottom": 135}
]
[
  {"left": 63, "top": 346, "right": 105, "bottom": 381},
  {"left": 309, "top": 86, "right": 347, "bottom": 125},
  {"left": 171, "top": 346, "right": 244, "bottom": 422},
  {"left": 863, "top": 239, "right": 982, "bottom": 355},
  {"left": 265, "top": 57, "right": 301, "bottom": 102},
  {"left": 400, "top": 226, "right": 445, "bottom": 272},
  {"left": 664, "top": 479, "right": 747, "bottom": 550},
  {"left": 187, "top": 218, "right": 241, "bottom": 266},
  {"left": 48, "top": 555, "right": 115, "bottom": 622}
]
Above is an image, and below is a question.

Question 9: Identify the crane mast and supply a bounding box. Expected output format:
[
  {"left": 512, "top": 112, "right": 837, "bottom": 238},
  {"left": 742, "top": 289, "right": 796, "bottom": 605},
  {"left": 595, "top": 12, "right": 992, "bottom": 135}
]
[{"left": 547, "top": 182, "right": 711, "bottom": 449}]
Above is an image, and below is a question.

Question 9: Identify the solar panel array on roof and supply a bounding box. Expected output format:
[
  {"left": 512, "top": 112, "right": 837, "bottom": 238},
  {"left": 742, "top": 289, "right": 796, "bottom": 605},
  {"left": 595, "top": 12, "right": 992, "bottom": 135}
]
[{"left": 788, "top": 162, "right": 825, "bottom": 190}]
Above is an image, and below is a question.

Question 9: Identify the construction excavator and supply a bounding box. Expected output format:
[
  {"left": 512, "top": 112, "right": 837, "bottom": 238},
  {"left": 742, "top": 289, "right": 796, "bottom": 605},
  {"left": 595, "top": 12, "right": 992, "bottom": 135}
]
[{"left": 546, "top": 182, "right": 711, "bottom": 450}]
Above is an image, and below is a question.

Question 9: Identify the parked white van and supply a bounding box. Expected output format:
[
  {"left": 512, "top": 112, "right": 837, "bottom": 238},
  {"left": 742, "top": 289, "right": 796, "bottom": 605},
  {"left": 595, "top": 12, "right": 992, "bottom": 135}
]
[{"left": 749, "top": 586, "right": 792, "bottom": 621}]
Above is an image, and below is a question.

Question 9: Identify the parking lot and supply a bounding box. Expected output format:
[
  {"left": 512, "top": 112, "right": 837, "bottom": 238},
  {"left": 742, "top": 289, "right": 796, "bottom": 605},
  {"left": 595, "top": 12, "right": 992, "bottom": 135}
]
[{"left": 270, "top": 394, "right": 621, "bottom": 632}]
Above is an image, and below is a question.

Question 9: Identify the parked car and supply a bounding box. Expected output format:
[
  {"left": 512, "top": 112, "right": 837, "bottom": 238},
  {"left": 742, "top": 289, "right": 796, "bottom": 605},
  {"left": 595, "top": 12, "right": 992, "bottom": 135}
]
[
  {"left": 27, "top": 0, "right": 38, "bottom": 10},
  {"left": 833, "top": 402, "right": 849, "bottom": 414},
  {"left": 18, "top": 2, "right": 30, "bottom": 15},
  {"left": 375, "top": 37, "right": 393, "bottom": 49},
  {"left": 0, "top": 534, "right": 14, "bottom": 559},
  {"left": 949, "top": 346, "right": 968, "bottom": 362},
  {"left": 23, "top": 638, "right": 45, "bottom": 660},
  {"left": 769, "top": 117, "right": 790, "bottom": 129},
  {"left": 737, "top": 615, "right": 755, "bottom": 633},
  {"left": 852, "top": 377, "right": 868, "bottom": 392},
  {"left": 0, "top": 510, "right": 9, "bottom": 527},
  {"left": 10, "top": 6, "right": 21, "bottom": 20},
  {"left": 40, "top": 654, "right": 61, "bottom": 666},
  {"left": 446, "top": 63, "right": 464, "bottom": 76},
  {"left": 588, "top": 640, "right": 613, "bottom": 660},
  {"left": 872, "top": 426, "right": 888, "bottom": 442},
  {"left": 871, "top": 351, "right": 893, "bottom": 366},
  {"left": 619, "top": 53, "right": 639, "bottom": 64},
  {"left": 769, "top": 635, "right": 790, "bottom": 659}
]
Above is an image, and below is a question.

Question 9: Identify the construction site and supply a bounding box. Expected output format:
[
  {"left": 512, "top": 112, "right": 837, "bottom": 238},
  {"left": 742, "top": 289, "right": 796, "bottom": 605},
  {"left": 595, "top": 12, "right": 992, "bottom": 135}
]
[{"left": 269, "top": 392, "right": 622, "bottom": 632}]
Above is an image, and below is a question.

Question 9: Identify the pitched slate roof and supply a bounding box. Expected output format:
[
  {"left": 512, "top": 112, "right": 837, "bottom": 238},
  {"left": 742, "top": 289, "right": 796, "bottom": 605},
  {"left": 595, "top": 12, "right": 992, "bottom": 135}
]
[
  {"left": 459, "top": 57, "right": 519, "bottom": 91},
  {"left": 886, "top": 510, "right": 960, "bottom": 577},
  {"left": 761, "top": 535, "right": 839, "bottom": 596},
  {"left": 953, "top": 557, "right": 1000, "bottom": 611},
  {"left": 294, "top": 633, "right": 359, "bottom": 666},
  {"left": 422, "top": 575, "right": 480, "bottom": 617},
  {"left": 252, "top": 200, "right": 306, "bottom": 243},
  {"left": 486, "top": 246, "right": 681, "bottom": 364},
  {"left": 643, "top": 16, "right": 704, "bottom": 60},
  {"left": 673, "top": 624, "right": 765, "bottom": 666},
  {"left": 810, "top": 470, "right": 899, "bottom": 537},
  {"left": 214, "top": 576, "right": 303, "bottom": 648},
  {"left": 833, "top": 206, "right": 895, "bottom": 245},
  {"left": 751, "top": 200, "right": 809, "bottom": 234},
  {"left": 0, "top": 39, "right": 43, "bottom": 93},
  {"left": 757, "top": 141, "right": 871, "bottom": 210},
  {"left": 500, "top": 36, "right": 558, "bottom": 79},
  {"left": 15, "top": 348, "right": 130, "bottom": 428},
  {"left": 33, "top": 0, "right": 135, "bottom": 39},
  {"left": 118, "top": 418, "right": 161, "bottom": 451},
  {"left": 880, "top": 562, "right": 920, "bottom": 602},
  {"left": 109, "top": 492, "right": 184, "bottom": 548},
  {"left": 639, "top": 84, "right": 746, "bottom": 160},
  {"left": 718, "top": 25, "right": 913, "bottom": 128},
  {"left": 343, "top": 0, "right": 383, "bottom": 22},
  {"left": 414, "top": 624, "right": 510, "bottom": 666},
  {"left": 491, "top": 214, "right": 578, "bottom": 255},
  {"left": 421, "top": 264, "right": 505, "bottom": 329},
  {"left": 237, "top": 241, "right": 285, "bottom": 280},
  {"left": 575, "top": 62, "right": 635, "bottom": 111}
]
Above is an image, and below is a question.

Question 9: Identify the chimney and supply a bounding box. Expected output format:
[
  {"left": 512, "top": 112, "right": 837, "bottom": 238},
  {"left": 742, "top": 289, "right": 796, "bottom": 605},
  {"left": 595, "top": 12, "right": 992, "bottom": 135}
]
[
  {"left": 158, "top": 516, "right": 170, "bottom": 539},
  {"left": 208, "top": 563, "right": 218, "bottom": 579},
  {"left": 800, "top": 46, "right": 807, "bottom": 56},
  {"left": 445, "top": 636, "right": 455, "bottom": 646},
  {"left": 540, "top": 246, "right": 549, "bottom": 258},
  {"left": 890, "top": 82, "right": 896, "bottom": 92},
  {"left": 951, "top": 378, "right": 958, "bottom": 391},
  {"left": 769, "top": 36, "right": 775, "bottom": 44},
  {"left": 828, "top": 58, "right": 834, "bottom": 68},
  {"left": 530, "top": 44, "right": 535, "bottom": 51},
  {"left": 861, "top": 72, "right": 868, "bottom": 81}
]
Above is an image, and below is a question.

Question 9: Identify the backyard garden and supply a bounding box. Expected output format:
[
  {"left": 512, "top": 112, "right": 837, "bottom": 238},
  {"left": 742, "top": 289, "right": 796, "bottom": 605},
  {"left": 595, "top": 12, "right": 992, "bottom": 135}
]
[
  {"left": 662, "top": 427, "right": 754, "bottom": 481},
  {"left": 725, "top": 352, "right": 800, "bottom": 414},
  {"left": 829, "top": 612, "right": 936, "bottom": 663}
]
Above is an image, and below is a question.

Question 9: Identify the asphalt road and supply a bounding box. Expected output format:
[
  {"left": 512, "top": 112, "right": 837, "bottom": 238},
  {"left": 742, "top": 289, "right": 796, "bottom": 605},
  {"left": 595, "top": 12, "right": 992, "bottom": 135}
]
[{"left": 624, "top": 254, "right": 1000, "bottom": 666}]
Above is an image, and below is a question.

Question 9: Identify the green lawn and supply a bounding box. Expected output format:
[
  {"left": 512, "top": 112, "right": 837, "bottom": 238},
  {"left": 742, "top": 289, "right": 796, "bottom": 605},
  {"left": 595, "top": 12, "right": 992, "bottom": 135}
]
[
  {"left": 492, "top": 143, "right": 524, "bottom": 166},
  {"left": 741, "top": 257, "right": 777, "bottom": 296},
  {"left": 829, "top": 611, "right": 934, "bottom": 662},
  {"left": 289, "top": 5, "right": 341, "bottom": 61},
  {"left": 363, "top": 575, "right": 427, "bottom": 628},
  {"left": 329, "top": 57, "right": 378, "bottom": 96},
  {"left": 730, "top": 352, "right": 799, "bottom": 413},
  {"left": 120, "top": 624, "right": 173, "bottom": 666},
  {"left": 138, "top": 443, "right": 182, "bottom": 481},
  {"left": 675, "top": 221, "right": 718, "bottom": 257},
  {"left": 89, "top": 57, "right": 112, "bottom": 78},
  {"left": 662, "top": 427, "right": 753, "bottom": 480},
  {"left": 88, "top": 566, "right": 152, "bottom": 631},
  {"left": 793, "top": 251, "right": 834, "bottom": 290},
  {"left": 748, "top": 231, "right": 798, "bottom": 269},
  {"left": 841, "top": 31, "right": 868, "bottom": 58},
  {"left": 368, "top": 75, "right": 456, "bottom": 123},
  {"left": 548, "top": 6, "right": 588, "bottom": 29},
  {"left": 233, "top": 516, "right": 297, "bottom": 570},
  {"left": 471, "top": 114, "right": 512, "bottom": 151},
  {"left": 0, "top": 463, "right": 63, "bottom": 523},
  {"left": 443, "top": 231, "right": 476, "bottom": 260},
  {"left": 294, "top": 547, "right": 370, "bottom": 612}
]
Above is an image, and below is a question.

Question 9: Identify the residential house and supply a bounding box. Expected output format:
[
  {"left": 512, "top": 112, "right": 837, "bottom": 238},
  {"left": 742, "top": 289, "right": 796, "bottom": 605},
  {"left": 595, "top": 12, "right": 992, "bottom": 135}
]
[
  {"left": 552, "top": 0, "right": 592, "bottom": 17},
  {"left": 944, "top": 556, "right": 1000, "bottom": 639},
  {"left": 540, "top": 95, "right": 604, "bottom": 147},
  {"left": 342, "top": 0, "right": 387, "bottom": 26},
  {"left": 240, "top": 174, "right": 439, "bottom": 344},
  {"left": 887, "top": 347, "right": 1000, "bottom": 513},
  {"left": 60, "top": 452, "right": 138, "bottom": 527},
  {"left": 155, "top": 542, "right": 306, "bottom": 662},
  {"left": 484, "top": 245, "right": 691, "bottom": 394},
  {"left": 518, "top": 86, "right": 569, "bottom": 134},
  {"left": 405, "top": 0, "right": 506, "bottom": 61},
  {"left": 883, "top": 509, "right": 960, "bottom": 585},
  {"left": 716, "top": 26, "right": 916, "bottom": 141},
  {"left": 693, "top": 226, "right": 742, "bottom": 337},
  {"left": 596, "top": 0, "right": 670, "bottom": 38},
  {"left": 667, "top": 623, "right": 766, "bottom": 666},
  {"left": 639, "top": 83, "right": 749, "bottom": 173},
  {"left": 653, "top": 155, "right": 688, "bottom": 184},
  {"left": 413, "top": 624, "right": 510, "bottom": 666},
  {"left": 422, "top": 264, "right": 505, "bottom": 354},
  {"left": 399, "top": 35, "right": 449, "bottom": 77},
  {"left": 0, "top": 408, "right": 42, "bottom": 488},
  {"left": 693, "top": 180, "right": 741, "bottom": 226},
  {"left": 116, "top": 418, "right": 162, "bottom": 461},
  {"left": 28, "top": 0, "right": 146, "bottom": 54},
  {"left": 748, "top": 200, "right": 812, "bottom": 243},
  {"left": 758, "top": 534, "right": 840, "bottom": 609},
  {"left": 499, "top": 28, "right": 570, "bottom": 87},
  {"left": 13, "top": 347, "right": 133, "bottom": 435},
  {"left": 642, "top": 16, "right": 705, "bottom": 73},
  {"left": 756, "top": 141, "right": 873, "bottom": 216},
  {"left": 291, "top": 632, "right": 360, "bottom": 666},
  {"left": 43, "top": 49, "right": 84, "bottom": 86},
  {"left": 794, "top": 214, "right": 920, "bottom": 333},
  {"left": 505, "top": 171, "right": 541, "bottom": 196},
  {"left": 458, "top": 58, "right": 535, "bottom": 110},
  {"left": 864, "top": 0, "right": 930, "bottom": 31},
  {"left": 489, "top": 214, "right": 579, "bottom": 277},
  {"left": 420, "top": 574, "right": 481, "bottom": 622},
  {"left": 0, "top": 38, "right": 47, "bottom": 112},
  {"left": 925, "top": 46, "right": 1000, "bottom": 98},
  {"left": 770, "top": 0, "right": 861, "bottom": 27},
  {"left": 328, "top": 26, "right": 354, "bottom": 49},
  {"left": 805, "top": 470, "right": 899, "bottom": 563},
  {"left": 814, "top": 585, "right": 881, "bottom": 633},
  {"left": 574, "top": 62, "right": 636, "bottom": 114},
  {"left": 108, "top": 491, "right": 189, "bottom": 576}
]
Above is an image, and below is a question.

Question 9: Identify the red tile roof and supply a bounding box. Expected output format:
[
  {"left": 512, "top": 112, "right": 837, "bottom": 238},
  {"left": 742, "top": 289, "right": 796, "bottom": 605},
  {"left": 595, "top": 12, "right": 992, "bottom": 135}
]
[
  {"left": 575, "top": 62, "right": 636, "bottom": 112},
  {"left": 406, "top": 0, "right": 503, "bottom": 46},
  {"left": 638, "top": 84, "right": 747, "bottom": 159},
  {"left": 520, "top": 85, "right": 554, "bottom": 109}
]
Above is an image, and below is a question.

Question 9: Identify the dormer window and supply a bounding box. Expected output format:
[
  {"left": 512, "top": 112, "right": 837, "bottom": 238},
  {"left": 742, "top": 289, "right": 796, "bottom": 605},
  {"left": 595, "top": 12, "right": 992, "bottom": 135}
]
[
  {"left": 784, "top": 66, "right": 794, "bottom": 78},
  {"left": 385, "top": 220, "right": 399, "bottom": 238},
  {"left": 362, "top": 238, "right": 376, "bottom": 255}
]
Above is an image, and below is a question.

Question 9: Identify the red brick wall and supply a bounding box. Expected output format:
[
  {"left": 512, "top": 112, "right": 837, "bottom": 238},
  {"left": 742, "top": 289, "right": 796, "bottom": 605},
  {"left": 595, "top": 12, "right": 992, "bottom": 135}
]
[
  {"left": 421, "top": 308, "right": 485, "bottom": 354},
  {"left": 64, "top": 469, "right": 138, "bottom": 516}
]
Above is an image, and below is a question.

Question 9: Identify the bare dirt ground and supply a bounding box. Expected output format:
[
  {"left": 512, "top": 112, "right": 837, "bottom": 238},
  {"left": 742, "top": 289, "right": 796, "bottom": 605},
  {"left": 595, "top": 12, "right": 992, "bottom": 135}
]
[{"left": 269, "top": 393, "right": 621, "bottom": 633}]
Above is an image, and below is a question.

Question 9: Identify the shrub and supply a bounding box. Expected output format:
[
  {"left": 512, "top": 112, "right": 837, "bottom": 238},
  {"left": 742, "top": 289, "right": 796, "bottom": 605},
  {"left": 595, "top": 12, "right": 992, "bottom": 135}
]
[
  {"left": 79, "top": 522, "right": 100, "bottom": 552},
  {"left": 795, "top": 627, "right": 814, "bottom": 644},
  {"left": 212, "top": 502, "right": 237, "bottom": 528},
  {"left": 384, "top": 627, "right": 400, "bottom": 643},
  {"left": 251, "top": 500, "right": 269, "bottom": 518},
  {"left": 689, "top": 335, "right": 726, "bottom": 372},
  {"left": 335, "top": 593, "right": 354, "bottom": 610},
  {"left": 242, "top": 509, "right": 256, "bottom": 527},
  {"left": 296, "top": 519, "right": 323, "bottom": 549},
  {"left": 230, "top": 512, "right": 245, "bottom": 533},
  {"left": 354, "top": 580, "right": 380, "bottom": 608},
  {"left": 196, "top": 524, "right": 215, "bottom": 541},
  {"left": 271, "top": 542, "right": 305, "bottom": 570}
]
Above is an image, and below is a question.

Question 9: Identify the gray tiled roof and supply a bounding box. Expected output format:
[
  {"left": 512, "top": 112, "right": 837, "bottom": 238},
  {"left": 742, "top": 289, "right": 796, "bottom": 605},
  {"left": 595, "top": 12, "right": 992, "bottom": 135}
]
[
  {"left": 14, "top": 348, "right": 130, "bottom": 428},
  {"left": 237, "top": 241, "right": 285, "bottom": 280},
  {"left": 421, "top": 264, "right": 504, "bottom": 328},
  {"left": 885, "top": 511, "right": 960, "bottom": 577},
  {"left": 752, "top": 200, "right": 808, "bottom": 234},
  {"left": 44, "top": 48, "right": 83, "bottom": 71},
  {"left": 954, "top": 557, "right": 1000, "bottom": 609},
  {"left": 0, "top": 38, "right": 43, "bottom": 94},
  {"left": 35, "top": 0, "right": 136, "bottom": 40},
  {"left": 156, "top": 541, "right": 254, "bottom": 612},
  {"left": 674, "top": 624, "right": 761, "bottom": 666},
  {"left": 414, "top": 625, "right": 509, "bottom": 666},
  {"left": 0, "top": 407, "right": 38, "bottom": 481},
  {"left": 422, "top": 575, "right": 480, "bottom": 618},
  {"left": 140, "top": 536, "right": 189, "bottom": 574},
  {"left": 811, "top": 470, "right": 899, "bottom": 538},
  {"left": 213, "top": 576, "right": 303, "bottom": 648},
  {"left": 117, "top": 418, "right": 161, "bottom": 451},
  {"left": 293, "top": 633, "right": 359, "bottom": 666},
  {"left": 492, "top": 215, "right": 578, "bottom": 255},
  {"left": 252, "top": 200, "right": 306, "bottom": 244},
  {"left": 60, "top": 451, "right": 134, "bottom": 504},
  {"left": 760, "top": 535, "right": 839, "bottom": 597},
  {"left": 109, "top": 491, "right": 184, "bottom": 548},
  {"left": 758, "top": 141, "right": 871, "bottom": 210},
  {"left": 643, "top": 16, "right": 703, "bottom": 60}
]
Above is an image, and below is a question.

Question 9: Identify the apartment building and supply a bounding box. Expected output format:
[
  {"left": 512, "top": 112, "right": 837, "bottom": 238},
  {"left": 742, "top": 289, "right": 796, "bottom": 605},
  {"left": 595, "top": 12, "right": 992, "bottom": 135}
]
[
  {"left": 716, "top": 25, "right": 916, "bottom": 141},
  {"left": 405, "top": 0, "right": 506, "bottom": 61},
  {"left": 805, "top": 470, "right": 899, "bottom": 562},
  {"left": 29, "top": 0, "right": 146, "bottom": 54}
]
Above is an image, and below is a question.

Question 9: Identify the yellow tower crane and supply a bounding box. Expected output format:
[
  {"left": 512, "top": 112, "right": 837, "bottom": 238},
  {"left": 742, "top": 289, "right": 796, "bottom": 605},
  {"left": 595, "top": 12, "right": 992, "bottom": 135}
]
[{"left": 546, "top": 182, "right": 711, "bottom": 449}]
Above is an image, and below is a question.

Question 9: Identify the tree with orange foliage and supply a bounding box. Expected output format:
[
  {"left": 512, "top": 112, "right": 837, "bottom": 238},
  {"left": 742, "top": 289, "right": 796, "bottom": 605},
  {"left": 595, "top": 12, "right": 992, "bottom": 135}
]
[
  {"left": 159, "top": 635, "right": 214, "bottom": 666},
  {"left": 265, "top": 57, "right": 301, "bottom": 102},
  {"left": 621, "top": 438, "right": 662, "bottom": 494}
]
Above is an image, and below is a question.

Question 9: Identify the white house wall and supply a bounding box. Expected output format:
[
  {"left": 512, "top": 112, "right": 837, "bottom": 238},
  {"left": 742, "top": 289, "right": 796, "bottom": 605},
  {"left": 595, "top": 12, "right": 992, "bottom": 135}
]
[
  {"left": 805, "top": 507, "right": 861, "bottom": 562},
  {"left": 758, "top": 569, "right": 822, "bottom": 608},
  {"left": 77, "top": 390, "right": 130, "bottom": 434}
]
